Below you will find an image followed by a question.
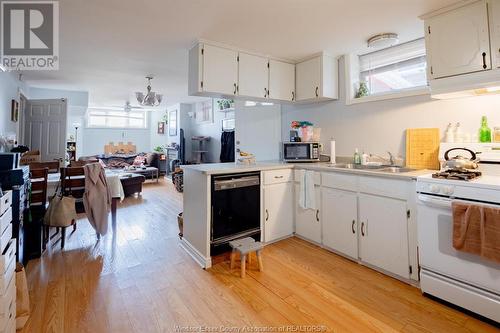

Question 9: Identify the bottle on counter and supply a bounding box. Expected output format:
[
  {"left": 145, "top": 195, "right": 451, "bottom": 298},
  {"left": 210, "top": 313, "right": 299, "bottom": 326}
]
[
  {"left": 353, "top": 148, "right": 361, "bottom": 165},
  {"left": 454, "top": 122, "right": 463, "bottom": 143},
  {"left": 444, "top": 123, "right": 454, "bottom": 143},
  {"left": 361, "top": 152, "right": 369, "bottom": 165},
  {"left": 479, "top": 116, "right": 492, "bottom": 143},
  {"left": 494, "top": 127, "right": 500, "bottom": 143}
]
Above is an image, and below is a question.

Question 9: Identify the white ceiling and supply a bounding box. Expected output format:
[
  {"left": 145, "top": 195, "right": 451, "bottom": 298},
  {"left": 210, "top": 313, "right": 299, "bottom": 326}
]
[{"left": 23, "top": 0, "right": 458, "bottom": 108}]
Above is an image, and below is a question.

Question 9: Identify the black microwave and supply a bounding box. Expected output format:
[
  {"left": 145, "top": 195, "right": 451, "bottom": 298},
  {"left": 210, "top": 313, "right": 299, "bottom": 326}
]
[{"left": 283, "top": 142, "right": 320, "bottom": 162}]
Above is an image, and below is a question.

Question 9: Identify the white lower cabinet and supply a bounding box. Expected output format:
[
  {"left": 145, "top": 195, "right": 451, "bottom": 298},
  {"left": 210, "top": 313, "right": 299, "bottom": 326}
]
[
  {"left": 295, "top": 184, "right": 321, "bottom": 243},
  {"left": 264, "top": 176, "right": 294, "bottom": 243},
  {"left": 358, "top": 193, "right": 410, "bottom": 279},
  {"left": 321, "top": 187, "right": 358, "bottom": 259}
]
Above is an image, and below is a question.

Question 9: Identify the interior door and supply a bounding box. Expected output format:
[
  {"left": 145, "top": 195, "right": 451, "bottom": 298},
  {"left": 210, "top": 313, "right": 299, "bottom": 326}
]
[
  {"left": 358, "top": 193, "right": 409, "bottom": 278},
  {"left": 264, "top": 182, "right": 294, "bottom": 243},
  {"left": 322, "top": 187, "right": 358, "bottom": 259},
  {"left": 268, "top": 60, "right": 295, "bottom": 101},
  {"left": 234, "top": 102, "right": 281, "bottom": 161},
  {"left": 238, "top": 52, "right": 269, "bottom": 98},
  {"left": 296, "top": 56, "right": 321, "bottom": 101},
  {"left": 426, "top": 0, "right": 491, "bottom": 79},
  {"left": 202, "top": 44, "right": 238, "bottom": 95},
  {"left": 24, "top": 99, "right": 67, "bottom": 162},
  {"left": 295, "top": 184, "right": 321, "bottom": 243}
]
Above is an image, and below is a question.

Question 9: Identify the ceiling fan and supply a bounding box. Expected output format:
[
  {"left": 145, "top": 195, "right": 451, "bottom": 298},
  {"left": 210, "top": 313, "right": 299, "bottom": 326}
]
[{"left": 92, "top": 101, "right": 143, "bottom": 112}]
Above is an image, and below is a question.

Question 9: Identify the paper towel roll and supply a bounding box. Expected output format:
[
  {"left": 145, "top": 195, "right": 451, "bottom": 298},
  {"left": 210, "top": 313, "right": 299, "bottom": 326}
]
[{"left": 330, "top": 140, "right": 336, "bottom": 164}]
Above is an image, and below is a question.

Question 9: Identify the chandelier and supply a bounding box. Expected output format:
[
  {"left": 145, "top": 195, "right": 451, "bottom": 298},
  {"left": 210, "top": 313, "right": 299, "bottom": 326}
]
[{"left": 135, "top": 76, "right": 163, "bottom": 106}]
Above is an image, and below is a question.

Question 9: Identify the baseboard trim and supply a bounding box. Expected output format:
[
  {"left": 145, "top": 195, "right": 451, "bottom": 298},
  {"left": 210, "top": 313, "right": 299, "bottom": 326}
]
[{"left": 179, "top": 238, "right": 212, "bottom": 269}]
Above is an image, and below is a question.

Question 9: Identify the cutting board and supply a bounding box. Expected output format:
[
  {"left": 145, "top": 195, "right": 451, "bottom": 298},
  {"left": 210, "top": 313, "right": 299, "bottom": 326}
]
[{"left": 406, "top": 128, "right": 440, "bottom": 170}]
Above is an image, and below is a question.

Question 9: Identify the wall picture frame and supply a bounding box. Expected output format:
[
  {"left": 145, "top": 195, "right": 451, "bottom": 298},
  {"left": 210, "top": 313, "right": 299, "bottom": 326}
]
[
  {"left": 169, "top": 109, "right": 177, "bottom": 136},
  {"left": 11, "top": 99, "right": 19, "bottom": 122},
  {"left": 157, "top": 121, "right": 165, "bottom": 134}
]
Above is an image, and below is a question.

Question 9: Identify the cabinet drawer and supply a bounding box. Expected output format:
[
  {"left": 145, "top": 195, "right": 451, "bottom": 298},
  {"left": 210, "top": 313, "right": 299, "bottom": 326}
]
[
  {"left": 0, "top": 274, "right": 15, "bottom": 320},
  {"left": 0, "top": 192, "right": 11, "bottom": 217},
  {"left": 294, "top": 170, "right": 321, "bottom": 185},
  {"left": 0, "top": 240, "right": 15, "bottom": 277},
  {"left": 358, "top": 176, "right": 411, "bottom": 200},
  {"left": 0, "top": 258, "right": 15, "bottom": 300},
  {"left": 0, "top": 208, "right": 11, "bottom": 237},
  {"left": 321, "top": 172, "right": 357, "bottom": 192},
  {"left": 0, "top": 224, "right": 11, "bottom": 256},
  {"left": 263, "top": 169, "right": 293, "bottom": 185}
]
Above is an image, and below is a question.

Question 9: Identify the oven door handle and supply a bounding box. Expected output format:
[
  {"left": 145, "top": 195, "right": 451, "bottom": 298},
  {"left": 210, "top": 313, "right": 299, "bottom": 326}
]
[{"left": 417, "top": 194, "right": 452, "bottom": 209}]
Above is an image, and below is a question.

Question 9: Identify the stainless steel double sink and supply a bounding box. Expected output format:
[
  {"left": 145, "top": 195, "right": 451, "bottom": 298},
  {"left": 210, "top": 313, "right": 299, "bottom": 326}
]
[{"left": 326, "top": 163, "right": 416, "bottom": 173}]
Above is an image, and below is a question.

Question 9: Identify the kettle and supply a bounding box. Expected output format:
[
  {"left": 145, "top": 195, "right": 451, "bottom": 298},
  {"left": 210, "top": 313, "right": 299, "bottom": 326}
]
[{"left": 443, "top": 148, "right": 479, "bottom": 170}]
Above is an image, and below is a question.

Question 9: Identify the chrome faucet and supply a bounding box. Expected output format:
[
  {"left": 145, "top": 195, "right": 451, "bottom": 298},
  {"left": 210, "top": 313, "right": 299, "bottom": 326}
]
[{"left": 369, "top": 151, "right": 396, "bottom": 166}]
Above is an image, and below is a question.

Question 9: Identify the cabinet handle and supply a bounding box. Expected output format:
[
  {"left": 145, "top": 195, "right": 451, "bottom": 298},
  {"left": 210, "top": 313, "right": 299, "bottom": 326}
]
[
  {"left": 265, "top": 209, "right": 269, "bottom": 222},
  {"left": 233, "top": 83, "right": 237, "bottom": 95},
  {"left": 361, "top": 222, "right": 365, "bottom": 236},
  {"left": 315, "top": 86, "right": 319, "bottom": 97},
  {"left": 351, "top": 220, "right": 355, "bottom": 234},
  {"left": 264, "top": 88, "right": 268, "bottom": 98},
  {"left": 291, "top": 91, "right": 295, "bottom": 101},
  {"left": 482, "top": 52, "right": 487, "bottom": 69},
  {"left": 316, "top": 210, "right": 320, "bottom": 222},
  {"left": 274, "top": 175, "right": 283, "bottom": 179}
]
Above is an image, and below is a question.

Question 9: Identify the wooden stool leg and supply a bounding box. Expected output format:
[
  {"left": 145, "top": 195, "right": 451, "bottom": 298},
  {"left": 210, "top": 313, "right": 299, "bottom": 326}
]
[
  {"left": 257, "top": 250, "right": 263, "bottom": 272},
  {"left": 240, "top": 254, "right": 246, "bottom": 278},
  {"left": 230, "top": 249, "right": 236, "bottom": 270}
]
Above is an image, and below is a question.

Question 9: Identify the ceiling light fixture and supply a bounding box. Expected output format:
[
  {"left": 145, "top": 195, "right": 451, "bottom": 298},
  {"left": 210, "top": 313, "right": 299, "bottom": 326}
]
[
  {"left": 367, "top": 33, "right": 399, "bottom": 49},
  {"left": 135, "top": 76, "right": 163, "bottom": 107}
]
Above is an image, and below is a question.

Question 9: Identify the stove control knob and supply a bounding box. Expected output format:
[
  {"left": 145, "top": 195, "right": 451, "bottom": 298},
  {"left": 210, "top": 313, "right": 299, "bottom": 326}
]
[
  {"left": 444, "top": 186, "right": 454, "bottom": 195},
  {"left": 430, "top": 185, "right": 440, "bottom": 193}
]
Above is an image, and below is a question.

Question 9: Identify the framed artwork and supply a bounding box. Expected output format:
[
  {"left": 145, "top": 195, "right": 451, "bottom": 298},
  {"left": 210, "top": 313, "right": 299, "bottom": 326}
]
[
  {"left": 169, "top": 110, "right": 177, "bottom": 136},
  {"left": 195, "top": 99, "right": 213, "bottom": 124},
  {"left": 157, "top": 121, "right": 165, "bottom": 134},
  {"left": 11, "top": 99, "right": 19, "bottom": 122}
]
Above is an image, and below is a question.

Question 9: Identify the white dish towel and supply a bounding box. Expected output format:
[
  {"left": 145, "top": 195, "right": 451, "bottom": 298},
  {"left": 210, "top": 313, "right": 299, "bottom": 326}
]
[{"left": 299, "top": 170, "right": 316, "bottom": 210}]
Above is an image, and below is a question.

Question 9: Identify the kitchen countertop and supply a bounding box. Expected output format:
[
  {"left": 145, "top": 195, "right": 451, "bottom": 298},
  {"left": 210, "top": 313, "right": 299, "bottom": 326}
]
[{"left": 181, "top": 161, "right": 433, "bottom": 179}]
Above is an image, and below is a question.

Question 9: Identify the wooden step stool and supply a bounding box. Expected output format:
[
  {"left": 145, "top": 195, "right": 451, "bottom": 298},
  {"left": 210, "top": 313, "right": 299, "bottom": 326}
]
[{"left": 229, "top": 237, "right": 263, "bottom": 278}]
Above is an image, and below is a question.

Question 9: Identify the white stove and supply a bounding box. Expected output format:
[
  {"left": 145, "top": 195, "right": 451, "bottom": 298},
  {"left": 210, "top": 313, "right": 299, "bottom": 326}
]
[{"left": 416, "top": 143, "right": 500, "bottom": 323}]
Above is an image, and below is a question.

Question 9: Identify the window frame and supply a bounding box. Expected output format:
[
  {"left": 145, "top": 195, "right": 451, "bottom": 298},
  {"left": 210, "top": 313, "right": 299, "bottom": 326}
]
[
  {"left": 344, "top": 39, "right": 430, "bottom": 106},
  {"left": 86, "top": 109, "right": 149, "bottom": 129}
]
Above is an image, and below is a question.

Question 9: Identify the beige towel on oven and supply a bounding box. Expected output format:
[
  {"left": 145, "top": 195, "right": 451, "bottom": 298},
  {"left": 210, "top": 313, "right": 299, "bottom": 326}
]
[{"left": 452, "top": 202, "right": 500, "bottom": 264}]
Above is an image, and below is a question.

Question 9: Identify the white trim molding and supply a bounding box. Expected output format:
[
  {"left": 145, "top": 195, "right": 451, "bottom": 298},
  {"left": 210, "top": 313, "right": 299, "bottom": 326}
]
[{"left": 179, "top": 238, "right": 212, "bottom": 269}]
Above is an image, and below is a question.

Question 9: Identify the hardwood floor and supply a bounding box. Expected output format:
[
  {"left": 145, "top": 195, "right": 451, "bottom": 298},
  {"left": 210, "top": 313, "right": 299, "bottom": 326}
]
[{"left": 21, "top": 179, "right": 499, "bottom": 333}]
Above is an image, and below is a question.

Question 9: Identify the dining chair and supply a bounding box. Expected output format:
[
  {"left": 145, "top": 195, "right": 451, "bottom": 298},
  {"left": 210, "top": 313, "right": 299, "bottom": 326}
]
[
  {"left": 29, "top": 167, "right": 49, "bottom": 252},
  {"left": 28, "top": 161, "right": 60, "bottom": 174}
]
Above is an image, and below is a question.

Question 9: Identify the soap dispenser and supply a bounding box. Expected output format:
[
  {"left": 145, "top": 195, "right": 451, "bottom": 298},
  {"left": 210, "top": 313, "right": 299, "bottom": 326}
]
[{"left": 353, "top": 148, "right": 361, "bottom": 165}]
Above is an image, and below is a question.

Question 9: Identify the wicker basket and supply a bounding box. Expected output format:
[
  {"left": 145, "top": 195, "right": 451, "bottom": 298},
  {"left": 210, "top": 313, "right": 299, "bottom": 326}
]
[
  {"left": 177, "top": 212, "right": 183, "bottom": 239},
  {"left": 172, "top": 170, "right": 184, "bottom": 192}
]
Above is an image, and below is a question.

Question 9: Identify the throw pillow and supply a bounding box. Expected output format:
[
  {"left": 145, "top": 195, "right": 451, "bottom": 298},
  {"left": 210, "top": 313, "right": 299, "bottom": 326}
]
[{"left": 133, "top": 155, "right": 147, "bottom": 166}]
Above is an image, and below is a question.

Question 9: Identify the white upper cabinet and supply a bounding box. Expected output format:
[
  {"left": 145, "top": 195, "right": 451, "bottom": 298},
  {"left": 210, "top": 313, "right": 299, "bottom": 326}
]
[
  {"left": 188, "top": 43, "right": 238, "bottom": 96},
  {"left": 490, "top": 0, "right": 500, "bottom": 68},
  {"left": 268, "top": 60, "right": 295, "bottom": 101},
  {"left": 425, "top": 0, "right": 491, "bottom": 79},
  {"left": 238, "top": 52, "right": 269, "bottom": 98},
  {"left": 296, "top": 54, "right": 338, "bottom": 101}
]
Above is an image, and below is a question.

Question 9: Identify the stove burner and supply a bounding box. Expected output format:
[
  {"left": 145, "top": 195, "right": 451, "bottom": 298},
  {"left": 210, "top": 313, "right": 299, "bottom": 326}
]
[{"left": 432, "top": 169, "right": 482, "bottom": 181}]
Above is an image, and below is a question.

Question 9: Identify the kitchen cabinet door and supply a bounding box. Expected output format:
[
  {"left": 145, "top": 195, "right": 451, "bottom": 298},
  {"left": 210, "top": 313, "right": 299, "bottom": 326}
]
[
  {"left": 296, "top": 56, "right": 321, "bottom": 101},
  {"left": 238, "top": 52, "right": 269, "bottom": 98},
  {"left": 202, "top": 44, "right": 238, "bottom": 95},
  {"left": 295, "top": 184, "right": 321, "bottom": 243},
  {"left": 268, "top": 60, "right": 295, "bottom": 101},
  {"left": 264, "top": 182, "right": 294, "bottom": 243},
  {"left": 358, "top": 193, "right": 410, "bottom": 279},
  {"left": 321, "top": 187, "right": 358, "bottom": 259},
  {"left": 490, "top": 0, "right": 500, "bottom": 68},
  {"left": 426, "top": 0, "right": 491, "bottom": 79}
]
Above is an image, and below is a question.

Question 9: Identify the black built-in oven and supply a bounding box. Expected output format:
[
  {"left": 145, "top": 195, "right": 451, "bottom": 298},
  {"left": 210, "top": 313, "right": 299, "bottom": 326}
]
[{"left": 210, "top": 172, "right": 260, "bottom": 255}]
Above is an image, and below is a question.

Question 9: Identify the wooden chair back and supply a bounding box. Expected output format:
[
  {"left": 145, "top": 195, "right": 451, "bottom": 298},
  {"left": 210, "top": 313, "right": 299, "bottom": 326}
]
[
  {"left": 60, "top": 167, "right": 86, "bottom": 214},
  {"left": 28, "top": 161, "right": 60, "bottom": 174},
  {"left": 70, "top": 159, "right": 98, "bottom": 167},
  {"left": 29, "top": 168, "right": 49, "bottom": 208}
]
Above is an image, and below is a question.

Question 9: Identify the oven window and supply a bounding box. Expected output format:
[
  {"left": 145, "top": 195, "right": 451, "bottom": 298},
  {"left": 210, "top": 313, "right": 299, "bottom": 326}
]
[{"left": 286, "top": 145, "right": 309, "bottom": 159}]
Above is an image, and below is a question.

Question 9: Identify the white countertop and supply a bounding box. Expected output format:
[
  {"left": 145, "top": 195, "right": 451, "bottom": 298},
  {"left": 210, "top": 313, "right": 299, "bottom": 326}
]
[{"left": 181, "top": 161, "right": 432, "bottom": 179}]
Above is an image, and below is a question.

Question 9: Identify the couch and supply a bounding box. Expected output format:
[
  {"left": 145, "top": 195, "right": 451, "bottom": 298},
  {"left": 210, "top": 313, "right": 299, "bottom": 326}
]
[{"left": 79, "top": 152, "right": 161, "bottom": 170}]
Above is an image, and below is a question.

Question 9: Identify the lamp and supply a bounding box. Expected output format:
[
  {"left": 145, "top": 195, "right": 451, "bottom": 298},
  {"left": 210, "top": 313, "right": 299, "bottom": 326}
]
[{"left": 135, "top": 76, "right": 163, "bottom": 107}]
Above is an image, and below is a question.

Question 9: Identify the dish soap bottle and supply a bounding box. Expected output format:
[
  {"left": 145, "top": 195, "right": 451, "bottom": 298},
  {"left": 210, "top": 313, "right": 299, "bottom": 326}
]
[
  {"left": 353, "top": 148, "right": 361, "bottom": 165},
  {"left": 479, "top": 116, "right": 492, "bottom": 143}
]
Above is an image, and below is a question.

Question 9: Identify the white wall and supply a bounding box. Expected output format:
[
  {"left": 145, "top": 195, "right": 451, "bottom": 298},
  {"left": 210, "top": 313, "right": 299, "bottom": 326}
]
[
  {"left": 0, "top": 72, "right": 29, "bottom": 140},
  {"left": 187, "top": 99, "right": 230, "bottom": 163},
  {"left": 282, "top": 56, "right": 500, "bottom": 159},
  {"left": 150, "top": 109, "right": 169, "bottom": 151}
]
